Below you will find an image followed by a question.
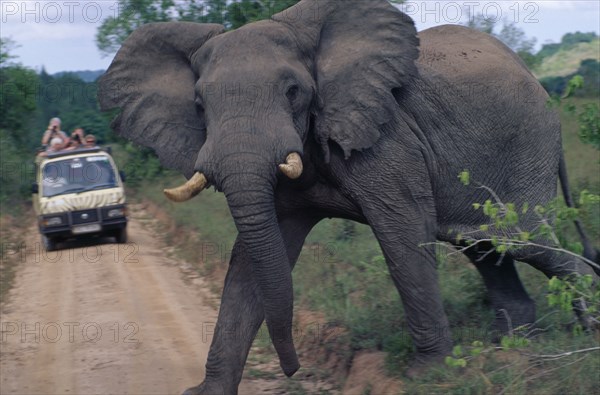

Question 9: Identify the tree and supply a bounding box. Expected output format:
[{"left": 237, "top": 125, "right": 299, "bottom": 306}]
[
  {"left": 537, "top": 31, "right": 598, "bottom": 62},
  {"left": 0, "top": 38, "right": 39, "bottom": 139},
  {"left": 536, "top": 43, "right": 562, "bottom": 60},
  {"left": 463, "top": 13, "right": 495, "bottom": 35},
  {"left": 31, "top": 72, "right": 112, "bottom": 144},
  {"left": 0, "top": 39, "right": 40, "bottom": 205},
  {"left": 0, "top": 37, "right": 19, "bottom": 67},
  {"left": 462, "top": 15, "right": 538, "bottom": 69},
  {"left": 561, "top": 76, "right": 600, "bottom": 150},
  {"left": 496, "top": 20, "right": 536, "bottom": 54},
  {"left": 96, "top": 0, "right": 301, "bottom": 55},
  {"left": 561, "top": 31, "right": 598, "bottom": 46},
  {"left": 96, "top": 0, "right": 176, "bottom": 55},
  {"left": 497, "top": 20, "right": 538, "bottom": 68},
  {"left": 226, "top": 0, "right": 298, "bottom": 29},
  {"left": 540, "top": 59, "right": 600, "bottom": 98}
]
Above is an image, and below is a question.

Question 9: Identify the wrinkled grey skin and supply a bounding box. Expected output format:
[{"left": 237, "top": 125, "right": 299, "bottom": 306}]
[{"left": 98, "top": 1, "right": 598, "bottom": 394}]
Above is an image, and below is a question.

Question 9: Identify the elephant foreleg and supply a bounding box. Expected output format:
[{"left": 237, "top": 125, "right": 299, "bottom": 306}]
[
  {"left": 365, "top": 208, "right": 453, "bottom": 376},
  {"left": 184, "top": 214, "right": 320, "bottom": 395}
]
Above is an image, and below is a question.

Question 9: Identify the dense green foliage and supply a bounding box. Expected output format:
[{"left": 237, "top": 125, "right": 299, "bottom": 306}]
[
  {"left": 465, "top": 18, "right": 599, "bottom": 91},
  {"left": 540, "top": 58, "right": 600, "bottom": 98},
  {"left": 464, "top": 15, "right": 538, "bottom": 68},
  {"left": 563, "top": 77, "right": 600, "bottom": 151},
  {"left": 96, "top": 0, "right": 300, "bottom": 55},
  {"left": 111, "top": 143, "right": 166, "bottom": 187},
  {"left": 0, "top": 41, "right": 112, "bottom": 208},
  {"left": 537, "top": 31, "right": 598, "bottom": 60},
  {"left": 0, "top": 38, "right": 38, "bottom": 207},
  {"left": 34, "top": 69, "right": 112, "bottom": 145},
  {"left": 0, "top": 39, "right": 38, "bottom": 135}
]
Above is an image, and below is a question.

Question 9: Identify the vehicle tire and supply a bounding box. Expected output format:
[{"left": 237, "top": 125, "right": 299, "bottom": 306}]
[
  {"left": 42, "top": 235, "right": 58, "bottom": 251},
  {"left": 115, "top": 227, "right": 127, "bottom": 244}
]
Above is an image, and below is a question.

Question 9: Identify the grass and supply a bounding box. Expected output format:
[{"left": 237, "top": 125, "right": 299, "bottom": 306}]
[
  {"left": 135, "top": 174, "right": 600, "bottom": 393},
  {"left": 534, "top": 39, "right": 600, "bottom": 79},
  {"left": 403, "top": 326, "right": 600, "bottom": 395},
  {"left": 560, "top": 98, "right": 600, "bottom": 189},
  {"left": 0, "top": 133, "right": 33, "bottom": 305},
  {"left": 558, "top": 97, "right": 600, "bottom": 245},
  {"left": 0, "top": 210, "right": 29, "bottom": 305},
  {"left": 139, "top": 179, "right": 237, "bottom": 278}
]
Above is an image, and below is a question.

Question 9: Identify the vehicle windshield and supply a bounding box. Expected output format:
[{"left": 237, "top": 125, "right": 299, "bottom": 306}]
[{"left": 42, "top": 155, "right": 118, "bottom": 198}]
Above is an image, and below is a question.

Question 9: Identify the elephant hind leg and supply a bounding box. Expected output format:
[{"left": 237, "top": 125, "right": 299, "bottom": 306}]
[
  {"left": 506, "top": 245, "right": 597, "bottom": 279},
  {"left": 463, "top": 247, "right": 536, "bottom": 339},
  {"left": 506, "top": 246, "right": 598, "bottom": 331}
]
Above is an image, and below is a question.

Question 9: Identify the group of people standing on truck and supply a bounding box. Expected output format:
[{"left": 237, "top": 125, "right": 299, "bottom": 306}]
[{"left": 38, "top": 117, "right": 98, "bottom": 157}]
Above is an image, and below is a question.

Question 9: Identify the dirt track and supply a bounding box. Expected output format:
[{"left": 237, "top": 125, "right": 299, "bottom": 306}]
[{"left": 0, "top": 207, "right": 263, "bottom": 395}]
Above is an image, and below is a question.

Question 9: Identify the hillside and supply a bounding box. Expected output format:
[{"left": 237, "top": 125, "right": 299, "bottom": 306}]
[
  {"left": 534, "top": 39, "right": 600, "bottom": 79},
  {"left": 52, "top": 69, "right": 105, "bottom": 82}
]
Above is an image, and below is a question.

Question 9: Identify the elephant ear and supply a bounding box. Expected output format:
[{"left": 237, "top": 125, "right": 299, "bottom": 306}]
[
  {"left": 273, "top": 0, "right": 419, "bottom": 160},
  {"left": 98, "top": 22, "right": 225, "bottom": 178}
]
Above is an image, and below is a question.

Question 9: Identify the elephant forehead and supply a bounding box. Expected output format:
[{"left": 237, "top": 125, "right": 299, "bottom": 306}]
[
  {"left": 197, "top": 21, "right": 299, "bottom": 69},
  {"left": 195, "top": 62, "right": 310, "bottom": 103}
]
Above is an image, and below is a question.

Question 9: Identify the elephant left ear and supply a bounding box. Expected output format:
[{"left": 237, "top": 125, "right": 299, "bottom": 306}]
[
  {"left": 274, "top": 0, "right": 419, "bottom": 160},
  {"left": 98, "top": 22, "right": 225, "bottom": 178}
]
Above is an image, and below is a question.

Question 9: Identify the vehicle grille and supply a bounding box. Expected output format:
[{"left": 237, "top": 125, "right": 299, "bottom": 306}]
[{"left": 71, "top": 209, "right": 98, "bottom": 225}]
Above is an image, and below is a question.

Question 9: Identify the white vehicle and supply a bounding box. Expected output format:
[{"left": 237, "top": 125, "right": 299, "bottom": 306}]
[{"left": 32, "top": 148, "right": 128, "bottom": 251}]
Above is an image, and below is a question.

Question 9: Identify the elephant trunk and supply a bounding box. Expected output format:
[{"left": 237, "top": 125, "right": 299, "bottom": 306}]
[{"left": 221, "top": 158, "right": 299, "bottom": 377}]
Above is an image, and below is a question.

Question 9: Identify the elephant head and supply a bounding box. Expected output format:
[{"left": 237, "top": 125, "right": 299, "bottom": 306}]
[{"left": 98, "top": 0, "right": 418, "bottom": 376}]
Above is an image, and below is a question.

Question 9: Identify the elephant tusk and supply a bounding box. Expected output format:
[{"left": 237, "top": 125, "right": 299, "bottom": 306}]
[
  {"left": 163, "top": 172, "right": 207, "bottom": 202},
  {"left": 279, "top": 153, "right": 303, "bottom": 180}
]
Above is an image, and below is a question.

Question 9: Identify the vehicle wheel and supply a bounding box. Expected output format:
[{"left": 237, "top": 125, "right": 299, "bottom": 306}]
[
  {"left": 42, "top": 235, "right": 58, "bottom": 251},
  {"left": 115, "top": 227, "right": 127, "bottom": 244}
]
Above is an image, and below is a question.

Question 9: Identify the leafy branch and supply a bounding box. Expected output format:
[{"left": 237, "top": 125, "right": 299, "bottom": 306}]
[
  {"left": 549, "top": 75, "right": 600, "bottom": 151},
  {"left": 424, "top": 172, "right": 600, "bottom": 273}
]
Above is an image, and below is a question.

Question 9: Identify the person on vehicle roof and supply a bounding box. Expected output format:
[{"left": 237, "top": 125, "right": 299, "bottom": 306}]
[
  {"left": 37, "top": 137, "right": 64, "bottom": 157},
  {"left": 72, "top": 127, "right": 85, "bottom": 142},
  {"left": 41, "top": 118, "right": 69, "bottom": 149},
  {"left": 65, "top": 128, "right": 85, "bottom": 150},
  {"left": 83, "top": 134, "right": 98, "bottom": 148}
]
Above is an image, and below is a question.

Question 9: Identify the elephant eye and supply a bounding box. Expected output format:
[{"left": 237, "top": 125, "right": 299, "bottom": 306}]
[{"left": 286, "top": 85, "right": 299, "bottom": 103}]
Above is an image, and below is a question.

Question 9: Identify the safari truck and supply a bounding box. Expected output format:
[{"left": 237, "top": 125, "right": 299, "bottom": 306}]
[{"left": 32, "top": 148, "right": 127, "bottom": 251}]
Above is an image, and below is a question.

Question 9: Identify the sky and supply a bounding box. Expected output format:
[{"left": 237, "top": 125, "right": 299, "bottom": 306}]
[{"left": 1, "top": 0, "right": 599, "bottom": 74}]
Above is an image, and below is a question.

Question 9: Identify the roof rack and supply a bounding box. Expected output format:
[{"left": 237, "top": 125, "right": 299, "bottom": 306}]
[{"left": 45, "top": 147, "right": 105, "bottom": 159}]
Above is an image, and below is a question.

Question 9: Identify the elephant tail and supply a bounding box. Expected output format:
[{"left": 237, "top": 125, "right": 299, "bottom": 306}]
[{"left": 558, "top": 151, "right": 600, "bottom": 275}]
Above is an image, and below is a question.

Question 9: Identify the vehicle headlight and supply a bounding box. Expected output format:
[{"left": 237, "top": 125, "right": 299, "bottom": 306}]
[
  {"left": 107, "top": 207, "right": 126, "bottom": 218},
  {"left": 43, "top": 216, "right": 63, "bottom": 226}
]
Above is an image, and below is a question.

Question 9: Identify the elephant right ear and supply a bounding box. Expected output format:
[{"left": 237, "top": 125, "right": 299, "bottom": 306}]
[
  {"left": 273, "top": 0, "right": 419, "bottom": 161},
  {"left": 98, "top": 22, "right": 224, "bottom": 178}
]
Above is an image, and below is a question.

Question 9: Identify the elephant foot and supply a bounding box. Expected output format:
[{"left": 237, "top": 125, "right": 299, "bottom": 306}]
[
  {"left": 405, "top": 339, "right": 452, "bottom": 379},
  {"left": 183, "top": 381, "right": 234, "bottom": 395},
  {"left": 573, "top": 298, "right": 599, "bottom": 333},
  {"left": 490, "top": 303, "right": 537, "bottom": 342},
  {"left": 404, "top": 353, "right": 447, "bottom": 379}
]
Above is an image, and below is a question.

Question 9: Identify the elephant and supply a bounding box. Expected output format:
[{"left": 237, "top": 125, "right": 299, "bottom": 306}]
[{"left": 98, "top": 0, "right": 599, "bottom": 393}]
